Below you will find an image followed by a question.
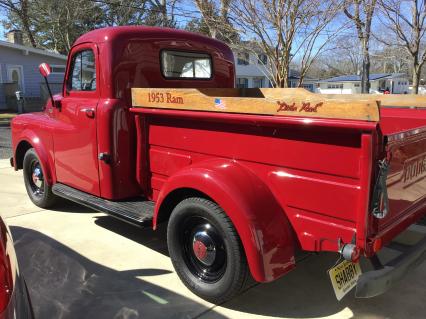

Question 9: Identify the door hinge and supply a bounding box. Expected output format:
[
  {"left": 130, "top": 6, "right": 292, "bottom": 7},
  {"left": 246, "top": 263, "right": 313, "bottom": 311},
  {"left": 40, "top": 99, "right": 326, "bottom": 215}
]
[{"left": 98, "top": 152, "right": 111, "bottom": 164}]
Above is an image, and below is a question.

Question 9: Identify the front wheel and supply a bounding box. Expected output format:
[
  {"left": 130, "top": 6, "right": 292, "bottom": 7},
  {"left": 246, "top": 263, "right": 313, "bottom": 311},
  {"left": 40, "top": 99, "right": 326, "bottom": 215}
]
[
  {"left": 167, "top": 197, "right": 249, "bottom": 304},
  {"left": 23, "top": 148, "right": 57, "bottom": 208}
]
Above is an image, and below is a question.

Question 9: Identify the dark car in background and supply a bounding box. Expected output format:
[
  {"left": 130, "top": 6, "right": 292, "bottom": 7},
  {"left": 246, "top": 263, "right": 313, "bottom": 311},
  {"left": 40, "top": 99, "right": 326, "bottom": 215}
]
[{"left": 0, "top": 215, "right": 33, "bottom": 319}]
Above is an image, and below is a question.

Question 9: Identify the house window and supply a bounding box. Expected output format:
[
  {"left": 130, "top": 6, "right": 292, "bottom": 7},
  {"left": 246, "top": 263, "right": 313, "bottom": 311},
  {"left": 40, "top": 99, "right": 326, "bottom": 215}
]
[
  {"left": 161, "top": 50, "right": 212, "bottom": 79},
  {"left": 67, "top": 49, "right": 96, "bottom": 91},
  {"left": 252, "top": 77, "right": 264, "bottom": 88},
  {"left": 328, "top": 83, "right": 343, "bottom": 89},
  {"left": 257, "top": 54, "right": 267, "bottom": 65},
  {"left": 51, "top": 65, "right": 66, "bottom": 74},
  {"left": 237, "top": 52, "right": 249, "bottom": 65},
  {"left": 236, "top": 77, "right": 249, "bottom": 88},
  {"left": 354, "top": 83, "right": 360, "bottom": 87}
]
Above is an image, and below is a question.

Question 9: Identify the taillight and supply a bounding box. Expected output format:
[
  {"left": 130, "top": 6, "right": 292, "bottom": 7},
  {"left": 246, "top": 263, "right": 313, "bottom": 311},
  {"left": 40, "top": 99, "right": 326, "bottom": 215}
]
[{"left": 373, "top": 238, "right": 383, "bottom": 253}]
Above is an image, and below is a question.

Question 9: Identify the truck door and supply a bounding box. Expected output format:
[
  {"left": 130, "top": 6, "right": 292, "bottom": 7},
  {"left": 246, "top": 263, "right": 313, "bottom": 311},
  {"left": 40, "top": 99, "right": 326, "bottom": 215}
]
[{"left": 53, "top": 43, "right": 100, "bottom": 196}]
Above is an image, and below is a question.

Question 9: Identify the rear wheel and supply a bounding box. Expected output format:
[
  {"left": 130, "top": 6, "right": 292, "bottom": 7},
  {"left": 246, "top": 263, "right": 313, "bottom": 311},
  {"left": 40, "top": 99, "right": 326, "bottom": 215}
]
[
  {"left": 167, "top": 197, "right": 249, "bottom": 304},
  {"left": 23, "top": 148, "right": 57, "bottom": 208}
]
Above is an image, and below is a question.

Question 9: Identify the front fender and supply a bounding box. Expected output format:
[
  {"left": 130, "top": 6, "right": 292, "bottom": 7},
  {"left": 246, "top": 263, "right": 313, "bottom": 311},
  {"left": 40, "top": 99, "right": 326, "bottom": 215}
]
[
  {"left": 154, "top": 159, "right": 295, "bottom": 282},
  {"left": 12, "top": 124, "right": 55, "bottom": 185}
]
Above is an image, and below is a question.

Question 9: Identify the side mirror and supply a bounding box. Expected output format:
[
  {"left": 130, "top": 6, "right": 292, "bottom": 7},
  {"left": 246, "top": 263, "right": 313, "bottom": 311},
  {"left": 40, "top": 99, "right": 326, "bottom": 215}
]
[
  {"left": 39, "top": 63, "right": 51, "bottom": 78},
  {"left": 38, "top": 63, "right": 55, "bottom": 108}
]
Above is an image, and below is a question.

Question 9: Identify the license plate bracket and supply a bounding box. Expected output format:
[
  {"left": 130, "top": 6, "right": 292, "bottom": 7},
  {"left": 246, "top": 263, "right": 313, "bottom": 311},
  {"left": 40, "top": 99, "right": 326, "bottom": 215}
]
[{"left": 328, "top": 259, "right": 362, "bottom": 300}]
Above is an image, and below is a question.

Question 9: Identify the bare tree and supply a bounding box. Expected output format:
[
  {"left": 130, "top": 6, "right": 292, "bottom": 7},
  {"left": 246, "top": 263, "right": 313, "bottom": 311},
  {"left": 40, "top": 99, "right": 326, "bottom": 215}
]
[
  {"left": 34, "top": 0, "right": 104, "bottom": 53},
  {"left": 0, "top": 0, "right": 36, "bottom": 47},
  {"left": 93, "top": 0, "right": 149, "bottom": 26},
  {"left": 373, "top": 45, "right": 410, "bottom": 73},
  {"left": 1, "top": 0, "right": 179, "bottom": 53},
  {"left": 322, "top": 35, "right": 364, "bottom": 75},
  {"left": 147, "top": 0, "right": 179, "bottom": 27},
  {"left": 343, "top": 0, "right": 377, "bottom": 93},
  {"left": 191, "top": 0, "right": 236, "bottom": 41},
  {"left": 378, "top": 0, "right": 426, "bottom": 94},
  {"left": 229, "top": 0, "right": 343, "bottom": 88}
]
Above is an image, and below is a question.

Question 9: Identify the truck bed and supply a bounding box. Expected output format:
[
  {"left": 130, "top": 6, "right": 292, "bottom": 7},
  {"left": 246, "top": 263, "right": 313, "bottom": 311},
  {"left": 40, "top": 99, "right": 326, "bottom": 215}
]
[{"left": 130, "top": 88, "right": 426, "bottom": 255}]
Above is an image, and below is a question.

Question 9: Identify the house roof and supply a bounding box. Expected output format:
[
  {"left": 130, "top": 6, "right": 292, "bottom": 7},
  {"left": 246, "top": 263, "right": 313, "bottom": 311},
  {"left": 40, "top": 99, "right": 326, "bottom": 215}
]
[
  {"left": 0, "top": 40, "right": 67, "bottom": 60},
  {"left": 229, "top": 41, "right": 265, "bottom": 53},
  {"left": 319, "top": 73, "right": 406, "bottom": 83}
]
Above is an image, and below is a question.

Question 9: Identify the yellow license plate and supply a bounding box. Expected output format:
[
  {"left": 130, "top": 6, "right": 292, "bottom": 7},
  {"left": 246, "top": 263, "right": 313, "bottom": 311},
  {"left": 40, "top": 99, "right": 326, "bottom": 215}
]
[{"left": 328, "top": 259, "right": 362, "bottom": 301}]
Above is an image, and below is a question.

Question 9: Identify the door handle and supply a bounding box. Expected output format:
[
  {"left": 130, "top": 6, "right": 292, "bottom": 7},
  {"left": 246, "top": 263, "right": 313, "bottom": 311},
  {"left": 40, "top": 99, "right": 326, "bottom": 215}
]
[{"left": 81, "top": 107, "right": 95, "bottom": 118}]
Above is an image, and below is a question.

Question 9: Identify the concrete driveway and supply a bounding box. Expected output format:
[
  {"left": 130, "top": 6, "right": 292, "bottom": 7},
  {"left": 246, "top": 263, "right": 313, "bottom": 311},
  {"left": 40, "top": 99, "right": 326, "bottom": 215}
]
[{"left": 0, "top": 159, "right": 425, "bottom": 319}]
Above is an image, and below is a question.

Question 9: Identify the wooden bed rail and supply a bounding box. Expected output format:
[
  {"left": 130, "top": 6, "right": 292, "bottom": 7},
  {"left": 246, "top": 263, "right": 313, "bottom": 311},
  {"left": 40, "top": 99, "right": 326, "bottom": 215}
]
[
  {"left": 132, "top": 88, "right": 387, "bottom": 122},
  {"left": 233, "top": 88, "right": 426, "bottom": 108}
]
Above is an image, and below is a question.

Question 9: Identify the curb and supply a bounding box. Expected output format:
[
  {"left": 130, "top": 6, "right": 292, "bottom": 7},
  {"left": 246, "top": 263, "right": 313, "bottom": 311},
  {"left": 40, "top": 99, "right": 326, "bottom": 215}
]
[{"left": 0, "top": 121, "right": 11, "bottom": 128}]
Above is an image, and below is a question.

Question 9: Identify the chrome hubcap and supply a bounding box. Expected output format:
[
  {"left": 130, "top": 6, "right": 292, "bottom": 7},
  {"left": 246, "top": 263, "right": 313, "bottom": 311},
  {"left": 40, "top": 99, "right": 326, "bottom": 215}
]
[
  {"left": 181, "top": 216, "right": 227, "bottom": 283},
  {"left": 192, "top": 230, "right": 216, "bottom": 266},
  {"left": 32, "top": 166, "right": 43, "bottom": 188},
  {"left": 28, "top": 160, "right": 44, "bottom": 197}
]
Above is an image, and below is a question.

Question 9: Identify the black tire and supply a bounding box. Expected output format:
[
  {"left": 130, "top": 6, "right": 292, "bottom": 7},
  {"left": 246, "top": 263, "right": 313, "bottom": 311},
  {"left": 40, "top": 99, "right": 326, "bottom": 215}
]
[
  {"left": 23, "top": 148, "right": 57, "bottom": 208},
  {"left": 167, "top": 197, "right": 249, "bottom": 304}
]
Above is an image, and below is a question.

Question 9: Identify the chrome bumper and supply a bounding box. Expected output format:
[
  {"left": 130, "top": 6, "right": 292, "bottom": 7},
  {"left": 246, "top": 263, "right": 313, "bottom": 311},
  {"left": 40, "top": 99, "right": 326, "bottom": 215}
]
[{"left": 356, "top": 233, "right": 426, "bottom": 298}]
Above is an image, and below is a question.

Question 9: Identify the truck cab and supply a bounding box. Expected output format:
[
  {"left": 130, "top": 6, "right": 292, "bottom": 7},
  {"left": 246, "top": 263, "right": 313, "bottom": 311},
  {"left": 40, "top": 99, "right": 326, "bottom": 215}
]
[
  {"left": 10, "top": 26, "right": 426, "bottom": 303},
  {"left": 24, "top": 27, "right": 235, "bottom": 200}
]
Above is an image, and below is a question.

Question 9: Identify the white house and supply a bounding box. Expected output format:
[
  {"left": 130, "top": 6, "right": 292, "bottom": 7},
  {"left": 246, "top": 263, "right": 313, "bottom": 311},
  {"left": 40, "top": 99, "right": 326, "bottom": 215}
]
[
  {"left": 288, "top": 74, "right": 318, "bottom": 93},
  {"left": 234, "top": 49, "right": 271, "bottom": 88},
  {"left": 317, "top": 73, "right": 409, "bottom": 94},
  {"left": 233, "top": 46, "right": 317, "bottom": 92}
]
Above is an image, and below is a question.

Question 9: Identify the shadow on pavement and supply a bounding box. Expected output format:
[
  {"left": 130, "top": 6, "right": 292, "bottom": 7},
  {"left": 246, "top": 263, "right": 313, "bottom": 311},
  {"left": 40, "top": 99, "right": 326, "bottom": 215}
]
[
  {"left": 11, "top": 226, "right": 223, "bottom": 319},
  {"left": 34, "top": 204, "right": 426, "bottom": 319},
  {"left": 82, "top": 216, "right": 426, "bottom": 319},
  {"left": 94, "top": 216, "right": 169, "bottom": 257},
  {"left": 50, "top": 199, "right": 99, "bottom": 214},
  {"left": 219, "top": 243, "right": 425, "bottom": 319}
]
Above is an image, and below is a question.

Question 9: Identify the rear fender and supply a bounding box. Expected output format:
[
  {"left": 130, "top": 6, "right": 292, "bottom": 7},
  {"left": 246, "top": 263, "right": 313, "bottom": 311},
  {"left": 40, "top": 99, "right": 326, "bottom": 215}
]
[
  {"left": 154, "top": 159, "right": 296, "bottom": 282},
  {"left": 14, "top": 130, "right": 55, "bottom": 185}
]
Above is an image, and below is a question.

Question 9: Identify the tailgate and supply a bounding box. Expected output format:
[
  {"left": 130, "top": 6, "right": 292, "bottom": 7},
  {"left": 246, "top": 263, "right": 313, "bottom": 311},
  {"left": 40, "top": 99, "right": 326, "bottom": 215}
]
[{"left": 382, "top": 127, "right": 426, "bottom": 231}]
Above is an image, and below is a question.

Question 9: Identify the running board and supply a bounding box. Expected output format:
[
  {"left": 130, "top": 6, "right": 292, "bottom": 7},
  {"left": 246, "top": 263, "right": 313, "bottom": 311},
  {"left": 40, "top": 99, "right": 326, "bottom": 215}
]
[{"left": 52, "top": 183, "right": 154, "bottom": 227}]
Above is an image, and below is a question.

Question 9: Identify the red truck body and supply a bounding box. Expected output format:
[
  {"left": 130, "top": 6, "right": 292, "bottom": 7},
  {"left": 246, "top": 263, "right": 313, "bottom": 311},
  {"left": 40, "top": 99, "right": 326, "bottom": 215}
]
[{"left": 10, "top": 26, "right": 426, "bottom": 301}]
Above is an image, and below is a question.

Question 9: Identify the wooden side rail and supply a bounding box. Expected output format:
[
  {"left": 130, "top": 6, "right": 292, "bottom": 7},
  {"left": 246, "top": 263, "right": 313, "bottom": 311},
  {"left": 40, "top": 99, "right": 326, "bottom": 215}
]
[
  {"left": 132, "top": 88, "right": 381, "bottom": 122},
  {"left": 258, "top": 88, "right": 426, "bottom": 108}
]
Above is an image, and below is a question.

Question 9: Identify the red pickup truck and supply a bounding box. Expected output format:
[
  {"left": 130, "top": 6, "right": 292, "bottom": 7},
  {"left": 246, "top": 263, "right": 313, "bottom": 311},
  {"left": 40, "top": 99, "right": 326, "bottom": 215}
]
[{"left": 10, "top": 26, "right": 426, "bottom": 303}]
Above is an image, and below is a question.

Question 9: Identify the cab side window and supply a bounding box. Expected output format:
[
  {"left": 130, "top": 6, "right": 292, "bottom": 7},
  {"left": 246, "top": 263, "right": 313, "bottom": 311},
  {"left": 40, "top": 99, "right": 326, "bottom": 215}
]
[{"left": 67, "top": 50, "right": 96, "bottom": 92}]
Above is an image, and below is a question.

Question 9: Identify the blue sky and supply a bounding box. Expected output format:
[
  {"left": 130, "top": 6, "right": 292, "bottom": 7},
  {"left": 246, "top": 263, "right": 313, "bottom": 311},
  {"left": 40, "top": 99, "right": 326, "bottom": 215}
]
[{"left": 0, "top": 3, "right": 387, "bottom": 47}]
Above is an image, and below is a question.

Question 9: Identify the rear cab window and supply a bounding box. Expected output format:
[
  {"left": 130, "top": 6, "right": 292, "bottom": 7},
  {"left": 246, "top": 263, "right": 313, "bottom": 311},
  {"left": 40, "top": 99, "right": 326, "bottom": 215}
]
[{"left": 161, "top": 50, "right": 212, "bottom": 79}]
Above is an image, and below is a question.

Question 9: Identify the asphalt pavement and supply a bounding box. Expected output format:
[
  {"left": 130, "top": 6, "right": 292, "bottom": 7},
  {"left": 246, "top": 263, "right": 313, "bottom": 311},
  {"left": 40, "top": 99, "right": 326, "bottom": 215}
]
[{"left": 0, "top": 127, "right": 12, "bottom": 159}]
